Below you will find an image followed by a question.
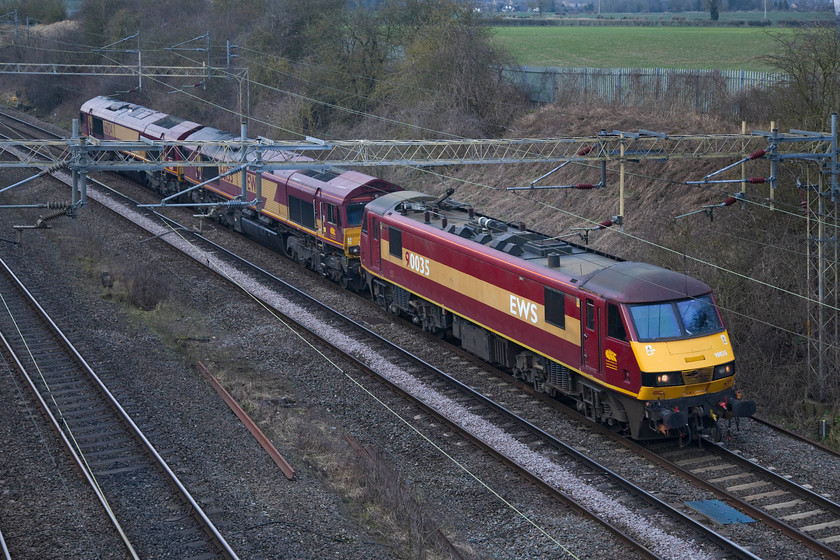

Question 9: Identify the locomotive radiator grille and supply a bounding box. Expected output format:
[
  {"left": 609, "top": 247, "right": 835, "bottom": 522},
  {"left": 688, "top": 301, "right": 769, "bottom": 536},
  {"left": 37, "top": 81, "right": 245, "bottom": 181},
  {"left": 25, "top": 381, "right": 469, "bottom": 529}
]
[
  {"left": 548, "top": 361, "right": 575, "bottom": 393},
  {"left": 681, "top": 367, "right": 713, "bottom": 384},
  {"left": 393, "top": 286, "right": 411, "bottom": 310}
]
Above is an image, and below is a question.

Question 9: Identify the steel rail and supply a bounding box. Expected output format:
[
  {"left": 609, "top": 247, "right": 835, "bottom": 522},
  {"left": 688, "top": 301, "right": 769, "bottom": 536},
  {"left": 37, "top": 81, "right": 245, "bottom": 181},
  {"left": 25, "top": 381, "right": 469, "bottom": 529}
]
[
  {"left": 750, "top": 414, "right": 840, "bottom": 459},
  {"left": 70, "top": 169, "right": 660, "bottom": 558},
  {"left": 0, "top": 322, "right": 140, "bottom": 559},
  {"left": 0, "top": 257, "right": 242, "bottom": 560},
  {"left": 0, "top": 113, "right": 757, "bottom": 558},
  {"left": 0, "top": 106, "right": 780, "bottom": 559},
  {"left": 647, "top": 439, "right": 840, "bottom": 560},
  {"left": 0, "top": 121, "right": 242, "bottom": 559}
]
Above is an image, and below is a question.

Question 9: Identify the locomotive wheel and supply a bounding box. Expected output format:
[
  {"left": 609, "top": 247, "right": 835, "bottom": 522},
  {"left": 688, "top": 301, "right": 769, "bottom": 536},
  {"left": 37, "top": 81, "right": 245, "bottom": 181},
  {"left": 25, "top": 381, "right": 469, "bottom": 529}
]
[
  {"left": 278, "top": 234, "right": 290, "bottom": 257},
  {"left": 429, "top": 326, "right": 446, "bottom": 339}
]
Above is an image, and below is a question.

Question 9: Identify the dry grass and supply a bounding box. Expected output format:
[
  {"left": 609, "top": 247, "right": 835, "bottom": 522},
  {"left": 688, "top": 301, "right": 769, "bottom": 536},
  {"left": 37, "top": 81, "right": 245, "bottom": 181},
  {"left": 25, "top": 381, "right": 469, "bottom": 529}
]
[{"left": 216, "top": 369, "right": 467, "bottom": 560}]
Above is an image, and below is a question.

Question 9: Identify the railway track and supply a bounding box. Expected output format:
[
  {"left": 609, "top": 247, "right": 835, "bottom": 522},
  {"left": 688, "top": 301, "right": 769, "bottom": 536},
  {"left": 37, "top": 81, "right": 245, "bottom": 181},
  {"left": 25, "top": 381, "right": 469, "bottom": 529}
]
[
  {"left": 0, "top": 256, "right": 240, "bottom": 559},
  {"left": 0, "top": 110, "right": 754, "bottom": 556},
  {"left": 647, "top": 437, "right": 840, "bottom": 558},
  {"left": 474, "top": 364, "right": 840, "bottom": 559}
]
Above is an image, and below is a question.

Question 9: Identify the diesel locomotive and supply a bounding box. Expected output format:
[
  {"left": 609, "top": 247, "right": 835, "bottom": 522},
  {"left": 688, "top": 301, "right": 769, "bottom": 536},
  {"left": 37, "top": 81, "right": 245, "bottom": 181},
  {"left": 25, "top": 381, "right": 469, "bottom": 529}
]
[
  {"left": 79, "top": 96, "right": 755, "bottom": 440},
  {"left": 79, "top": 96, "right": 401, "bottom": 289}
]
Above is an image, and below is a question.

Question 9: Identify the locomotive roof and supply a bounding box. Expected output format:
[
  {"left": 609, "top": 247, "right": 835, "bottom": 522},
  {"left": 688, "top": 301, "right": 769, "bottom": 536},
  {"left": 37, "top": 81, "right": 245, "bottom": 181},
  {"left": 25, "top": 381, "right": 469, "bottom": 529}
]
[
  {"left": 81, "top": 96, "right": 202, "bottom": 140},
  {"left": 578, "top": 261, "right": 710, "bottom": 303},
  {"left": 369, "top": 191, "right": 711, "bottom": 304},
  {"left": 185, "top": 126, "right": 241, "bottom": 160},
  {"left": 82, "top": 96, "right": 400, "bottom": 203}
]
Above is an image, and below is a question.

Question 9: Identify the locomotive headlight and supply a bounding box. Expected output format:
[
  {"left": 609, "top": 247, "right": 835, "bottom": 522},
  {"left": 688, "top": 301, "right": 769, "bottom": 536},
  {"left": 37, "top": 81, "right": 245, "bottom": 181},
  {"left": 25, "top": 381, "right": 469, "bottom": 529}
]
[
  {"left": 656, "top": 372, "right": 683, "bottom": 387},
  {"left": 713, "top": 362, "right": 735, "bottom": 380},
  {"left": 348, "top": 245, "right": 360, "bottom": 256},
  {"left": 642, "top": 371, "right": 684, "bottom": 387}
]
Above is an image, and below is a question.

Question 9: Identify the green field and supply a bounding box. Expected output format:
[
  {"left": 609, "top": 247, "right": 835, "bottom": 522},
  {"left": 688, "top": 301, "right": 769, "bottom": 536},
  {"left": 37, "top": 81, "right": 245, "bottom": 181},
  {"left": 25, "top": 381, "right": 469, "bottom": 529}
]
[
  {"left": 501, "top": 10, "right": 832, "bottom": 23},
  {"left": 491, "top": 25, "right": 792, "bottom": 71}
]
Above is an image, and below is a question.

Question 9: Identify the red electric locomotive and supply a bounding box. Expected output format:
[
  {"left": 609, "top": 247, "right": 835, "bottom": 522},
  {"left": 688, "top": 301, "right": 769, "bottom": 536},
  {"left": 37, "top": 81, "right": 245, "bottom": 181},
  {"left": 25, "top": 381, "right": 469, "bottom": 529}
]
[
  {"left": 360, "top": 190, "right": 755, "bottom": 439},
  {"left": 79, "top": 96, "right": 402, "bottom": 287}
]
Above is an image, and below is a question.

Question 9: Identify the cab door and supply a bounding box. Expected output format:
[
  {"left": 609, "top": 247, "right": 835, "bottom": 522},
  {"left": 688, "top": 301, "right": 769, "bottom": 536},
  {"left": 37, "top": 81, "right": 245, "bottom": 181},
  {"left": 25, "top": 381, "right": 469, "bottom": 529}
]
[
  {"left": 366, "top": 214, "right": 381, "bottom": 273},
  {"left": 582, "top": 297, "right": 602, "bottom": 378}
]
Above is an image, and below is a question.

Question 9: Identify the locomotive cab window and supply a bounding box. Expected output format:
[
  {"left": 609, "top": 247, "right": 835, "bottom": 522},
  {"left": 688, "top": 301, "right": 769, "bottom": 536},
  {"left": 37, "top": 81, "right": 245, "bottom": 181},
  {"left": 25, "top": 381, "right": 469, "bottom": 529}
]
[
  {"left": 607, "top": 303, "right": 627, "bottom": 341},
  {"left": 346, "top": 202, "right": 366, "bottom": 227},
  {"left": 325, "top": 203, "right": 340, "bottom": 226},
  {"left": 91, "top": 116, "right": 104, "bottom": 136},
  {"left": 389, "top": 227, "right": 402, "bottom": 257},
  {"left": 544, "top": 288, "right": 566, "bottom": 329},
  {"left": 629, "top": 294, "right": 723, "bottom": 342}
]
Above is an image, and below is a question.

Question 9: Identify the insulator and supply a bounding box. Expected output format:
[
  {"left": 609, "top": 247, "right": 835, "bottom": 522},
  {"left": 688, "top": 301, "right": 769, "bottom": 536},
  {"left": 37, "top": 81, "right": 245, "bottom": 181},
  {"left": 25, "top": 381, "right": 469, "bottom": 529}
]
[
  {"left": 441, "top": 216, "right": 447, "bottom": 228},
  {"left": 46, "top": 201, "right": 71, "bottom": 210},
  {"left": 597, "top": 219, "right": 614, "bottom": 229},
  {"left": 748, "top": 149, "right": 766, "bottom": 160},
  {"left": 478, "top": 216, "right": 506, "bottom": 231},
  {"left": 722, "top": 196, "right": 738, "bottom": 206},
  {"left": 577, "top": 146, "right": 593, "bottom": 156},
  {"left": 424, "top": 211, "right": 430, "bottom": 223},
  {"left": 48, "top": 162, "right": 67, "bottom": 173},
  {"left": 575, "top": 183, "right": 595, "bottom": 189},
  {"left": 35, "top": 210, "right": 68, "bottom": 226},
  {"left": 748, "top": 177, "right": 766, "bottom": 184}
]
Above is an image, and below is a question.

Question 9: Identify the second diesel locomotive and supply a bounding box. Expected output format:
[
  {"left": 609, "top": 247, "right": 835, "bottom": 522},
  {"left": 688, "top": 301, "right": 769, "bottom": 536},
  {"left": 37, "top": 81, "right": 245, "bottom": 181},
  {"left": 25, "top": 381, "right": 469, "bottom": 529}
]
[
  {"left": 79, "top": 96, "right": 755, "bottom": 440},
  {"left": 360, "top": 190, "right": 755, "bottom": 439},
  {"left": 79, "top": 96, "right": 401, "bottom": 289}
]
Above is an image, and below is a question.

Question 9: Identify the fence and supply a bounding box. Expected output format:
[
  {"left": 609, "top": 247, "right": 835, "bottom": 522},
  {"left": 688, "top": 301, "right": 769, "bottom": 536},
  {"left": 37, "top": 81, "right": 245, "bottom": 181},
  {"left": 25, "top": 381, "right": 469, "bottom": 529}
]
[{"left": 502, "top": 66, "right": 785, "bottom": 112}]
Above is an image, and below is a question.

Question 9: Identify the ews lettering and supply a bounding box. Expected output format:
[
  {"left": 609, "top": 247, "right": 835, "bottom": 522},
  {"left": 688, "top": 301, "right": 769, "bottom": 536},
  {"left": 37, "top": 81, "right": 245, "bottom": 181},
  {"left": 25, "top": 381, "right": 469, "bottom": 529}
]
[{"left": 509, "top": 295, "right": 538, "bottom": 324}]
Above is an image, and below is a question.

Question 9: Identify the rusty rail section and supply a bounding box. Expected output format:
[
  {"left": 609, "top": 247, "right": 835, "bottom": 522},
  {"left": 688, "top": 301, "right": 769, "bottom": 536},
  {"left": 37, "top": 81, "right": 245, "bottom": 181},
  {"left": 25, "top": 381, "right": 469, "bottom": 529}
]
[{"left": 197, "top": 361, "right": 295, "bottom": 480}]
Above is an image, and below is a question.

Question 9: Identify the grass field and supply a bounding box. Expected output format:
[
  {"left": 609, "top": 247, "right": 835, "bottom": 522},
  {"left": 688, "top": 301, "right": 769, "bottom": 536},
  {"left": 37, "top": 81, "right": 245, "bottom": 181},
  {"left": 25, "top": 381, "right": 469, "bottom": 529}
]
[
  {"left": 490, "top": 25, "right": 791, "bottom": 71},
  {"left": 503, "top": 10, "right": 833, "bottom": 23}
]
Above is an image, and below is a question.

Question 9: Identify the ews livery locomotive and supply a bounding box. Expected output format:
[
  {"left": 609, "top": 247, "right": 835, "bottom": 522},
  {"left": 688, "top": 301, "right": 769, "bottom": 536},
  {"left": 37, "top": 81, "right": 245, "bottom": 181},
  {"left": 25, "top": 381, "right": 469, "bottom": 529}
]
[
  {"left": 79, "top": 96, "right": 754, "bottom": 439},
  {"left": 79, "top": 96, "right": 401, "bottom": 288},
  {"left": 360, "top": 191, "right": 755, "bottom": 439}
]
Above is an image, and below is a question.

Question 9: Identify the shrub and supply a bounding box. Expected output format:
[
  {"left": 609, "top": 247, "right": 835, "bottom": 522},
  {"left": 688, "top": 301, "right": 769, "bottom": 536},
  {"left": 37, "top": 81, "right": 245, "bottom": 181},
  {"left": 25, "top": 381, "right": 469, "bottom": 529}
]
[{"left": 124, "top": 262, "right": 169, "bottom": 311}]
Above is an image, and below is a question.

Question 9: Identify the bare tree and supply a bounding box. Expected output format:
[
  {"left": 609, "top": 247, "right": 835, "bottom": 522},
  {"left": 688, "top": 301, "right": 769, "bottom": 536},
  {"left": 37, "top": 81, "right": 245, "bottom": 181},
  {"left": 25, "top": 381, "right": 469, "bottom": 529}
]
[{"left": 764, "top": 26, "right": 840, "bottom": 130}]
